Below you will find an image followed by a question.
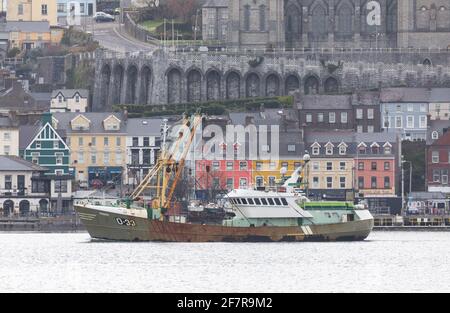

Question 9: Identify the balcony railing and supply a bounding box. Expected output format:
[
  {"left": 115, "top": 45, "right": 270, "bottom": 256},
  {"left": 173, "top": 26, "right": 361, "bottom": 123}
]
[{"left": 0, "top": 189, "right": 49, "bottom": 197}]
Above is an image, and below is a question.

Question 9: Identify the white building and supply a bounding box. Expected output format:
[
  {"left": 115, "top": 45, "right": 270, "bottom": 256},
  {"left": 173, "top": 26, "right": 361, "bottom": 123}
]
[
  {"left": 0, "top": 155, "right": 50, "bottom": 216},
  {"left": 50, "top": 89, "right": 89, "bottom": 113},
  {"left": 0, "top": 116, "right": 19, "bottom": 156},
  {"left": 126, "top": 118, "right": 163, "bottom": 185}
]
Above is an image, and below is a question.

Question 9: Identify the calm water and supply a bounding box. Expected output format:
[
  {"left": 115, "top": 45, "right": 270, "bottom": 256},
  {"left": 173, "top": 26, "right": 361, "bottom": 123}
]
[{"left": 0, "top": 231, "right": 449, "bottom": 293}]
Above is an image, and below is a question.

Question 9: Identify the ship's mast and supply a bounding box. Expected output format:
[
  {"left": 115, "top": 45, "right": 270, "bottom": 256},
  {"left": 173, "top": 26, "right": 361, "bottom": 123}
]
[{"left": 130, "top": 115, "right": 203, "bottom": 217}]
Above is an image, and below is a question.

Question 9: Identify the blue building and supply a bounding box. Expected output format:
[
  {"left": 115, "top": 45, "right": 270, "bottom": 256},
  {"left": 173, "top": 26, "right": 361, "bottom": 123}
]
[
  {"left": 380, "top": 88, "right": 429, "bottom": 141},
  {"left": 57, "top": 0, "right": 96, "bottom": 19}
]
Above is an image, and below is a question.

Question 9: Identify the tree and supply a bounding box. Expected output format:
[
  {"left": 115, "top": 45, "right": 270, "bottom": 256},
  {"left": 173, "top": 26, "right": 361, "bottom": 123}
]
[
  {"left": 6, "top": 47, "right": 20, "bottom": 58},
  {"left": 142, "top": 0, "right": 166, "bottom": 19},
  {"left": 166, "top": 0, "right": 197, "bottom": 22},
  {"left": 402, "top": 140, "right": 426, "bottom": 192}
]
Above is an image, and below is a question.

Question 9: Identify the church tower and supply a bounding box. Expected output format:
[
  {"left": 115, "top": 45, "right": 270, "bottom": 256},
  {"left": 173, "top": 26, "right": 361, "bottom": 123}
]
[
  {"left": 397, "top": 0, "right": 414, "bottom": 48},
  {"left": 397, "top": 0, "right": 450, "bottom": 49},
  {"left": 227, "top": 0, "right": 285, "bottom": 50}
]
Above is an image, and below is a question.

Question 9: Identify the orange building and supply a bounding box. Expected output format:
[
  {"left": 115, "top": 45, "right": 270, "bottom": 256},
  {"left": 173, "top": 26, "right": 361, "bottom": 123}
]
[{"left": 5, "top": 21, "right": 62, "bottom": 50}]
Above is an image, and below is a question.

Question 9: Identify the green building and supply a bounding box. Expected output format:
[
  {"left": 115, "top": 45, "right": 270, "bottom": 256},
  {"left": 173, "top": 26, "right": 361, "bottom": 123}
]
[{"left": 20, "top": 113, "right": 73, "bottom": 213}]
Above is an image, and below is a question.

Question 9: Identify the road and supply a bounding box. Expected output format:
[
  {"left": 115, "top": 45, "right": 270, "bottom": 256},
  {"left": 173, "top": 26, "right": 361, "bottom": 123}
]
[{"left": 76, "top": 17, "right": 155, "bottom": 53}]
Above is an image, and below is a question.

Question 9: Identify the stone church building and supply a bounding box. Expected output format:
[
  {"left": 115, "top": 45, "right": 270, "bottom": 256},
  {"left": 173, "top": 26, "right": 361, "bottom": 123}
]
[{"left": 202, "top": 0, "right": 450, "bottom": 50}]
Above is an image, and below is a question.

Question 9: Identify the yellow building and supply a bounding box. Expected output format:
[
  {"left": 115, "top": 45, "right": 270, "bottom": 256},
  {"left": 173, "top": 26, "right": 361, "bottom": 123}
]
[
  {"left": 53, "top": 113, "right": 127, "bottom": 188},
  {"left": 7, "top": 0, "right": 57, "bottom": 26},
  {"left": 251, "top": 160, "right": 304, "bottom": 188},
  {"left": 307, "top": 158, "right": 354, "bottom": 191}
]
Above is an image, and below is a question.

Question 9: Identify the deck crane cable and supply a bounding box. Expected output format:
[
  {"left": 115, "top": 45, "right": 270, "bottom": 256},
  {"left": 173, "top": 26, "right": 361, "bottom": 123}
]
[{"left": 163, "top": 115, "right": 203, "bottom": 209}]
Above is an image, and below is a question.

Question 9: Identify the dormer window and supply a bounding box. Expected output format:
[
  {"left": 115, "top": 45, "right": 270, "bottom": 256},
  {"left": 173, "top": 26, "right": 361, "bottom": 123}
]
[
  {"left": 58, "top": 96, "right": 63, "bottom": 103},
  {"left": 384, "top": 143, "right": 392, "bottom": 155},
  {"left": 338, "top": 143, "right": 347, "bottom": 155},
  {"left": 358, "top": 143, "right": 367, "bottom": 155},
  {"left": 103, "top": 115, "right": 121, "bottom": 131},
  {"left": 432, "top": 131, "right": 439, "bottom": 140},
  {"left": 75, "top": 95, "right": 80, "bottom": 103},
  {"left": 371, "top": 143, "right": 380, "bottom": 154},
  {"left": 71, "top": 115, "right": 91, "bottom": 131},
  {"left": 325, "top": 143, "right": 334, "bottom": 155},
  {"left": 311, "top": 142, "right": 321, "bottom": 156}
]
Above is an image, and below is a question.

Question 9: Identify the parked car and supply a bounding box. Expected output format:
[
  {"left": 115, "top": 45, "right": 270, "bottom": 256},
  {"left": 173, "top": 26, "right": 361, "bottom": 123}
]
[
  {"left": 94, "top": 12, "right": 115, "bottom": 22},
  {"left": 91, "top": 179, "right": 104, "bottom": 189},
  {"left": 106, "top": 180, "right": 116, "bottom": 189}
]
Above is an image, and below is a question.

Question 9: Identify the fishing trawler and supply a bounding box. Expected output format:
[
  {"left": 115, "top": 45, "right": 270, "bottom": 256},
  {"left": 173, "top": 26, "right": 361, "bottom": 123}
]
[{"left": 75, "top": 115, "right": 374, "bottom": 242}]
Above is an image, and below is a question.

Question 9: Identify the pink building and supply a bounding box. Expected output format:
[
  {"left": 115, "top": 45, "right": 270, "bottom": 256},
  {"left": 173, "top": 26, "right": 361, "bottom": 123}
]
[{"left": 195, "top": 160, "right": 253, "bottom": 192}]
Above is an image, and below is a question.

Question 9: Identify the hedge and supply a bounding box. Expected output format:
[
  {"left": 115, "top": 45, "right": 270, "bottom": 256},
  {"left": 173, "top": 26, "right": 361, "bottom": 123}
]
[{"left": 114, "top": 96, "right": 293, "bottom": 117}]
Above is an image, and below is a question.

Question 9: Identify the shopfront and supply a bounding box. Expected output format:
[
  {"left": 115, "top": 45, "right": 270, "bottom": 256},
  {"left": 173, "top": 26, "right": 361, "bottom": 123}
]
[{"left": 88, "top": 167, "right": 123, "bottom": 188}]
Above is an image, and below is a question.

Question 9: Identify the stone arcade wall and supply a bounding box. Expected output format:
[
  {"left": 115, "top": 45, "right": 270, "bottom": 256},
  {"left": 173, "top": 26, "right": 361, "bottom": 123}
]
[{"left": 92, "top": 48, "right": 450, "bottom": 111}]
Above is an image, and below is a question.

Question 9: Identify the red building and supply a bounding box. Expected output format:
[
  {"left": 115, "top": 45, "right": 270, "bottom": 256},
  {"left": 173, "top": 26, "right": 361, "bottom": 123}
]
[
  {"left": 354, "top": 134, "right": 399, "bottom": 198},
  {"left": 355, "top": 157, "right": 396, "bottom": 196},
  {"left": 426, "top": 125, "right": 450, "bottom": 193},
  {"left": 195, "top": 160, "right": 253, "bottom": 198}
]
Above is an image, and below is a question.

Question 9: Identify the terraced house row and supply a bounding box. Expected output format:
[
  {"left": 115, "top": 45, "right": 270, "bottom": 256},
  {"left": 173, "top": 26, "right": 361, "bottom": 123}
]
[{"left": 195, "top": 110, "right": 401, "bottom": 212}]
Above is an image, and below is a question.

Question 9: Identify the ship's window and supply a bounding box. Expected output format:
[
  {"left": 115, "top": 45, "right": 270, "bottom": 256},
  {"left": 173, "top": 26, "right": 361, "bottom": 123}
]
[
  {"left": 261, "top": 198, "right": 268, "bottom": 205},
  {"left": 254, "top": 198, "right": 261, "bottom": 205},
  {"left": 267, "top": 198, "right": 275, "bottom": 205},
  {"left": 236, "top": 199, "right": 242, "bottom": 204},
  {"left": 241, "top": 198, "right": 248, "bottom": 205},
  {"left": 247, "top": 198, "right": 254, "bottom": 205},
  {"left": 281, "top": 198, "right": 288, "bottom": 206},
  {"left": 274, "top": 198, "right": 282, "bottom": 206}
]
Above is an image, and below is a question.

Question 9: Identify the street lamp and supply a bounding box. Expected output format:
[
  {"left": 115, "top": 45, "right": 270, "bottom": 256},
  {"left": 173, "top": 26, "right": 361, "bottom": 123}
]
[
  {"left": 401, "top": 156, "right": 413, "bottom": 215},
  {"left": 193, "top": 9, "right": 201, "bottom": 46},
  {"left": 303, "top": 152, "right": 311, "bottom": 197}
]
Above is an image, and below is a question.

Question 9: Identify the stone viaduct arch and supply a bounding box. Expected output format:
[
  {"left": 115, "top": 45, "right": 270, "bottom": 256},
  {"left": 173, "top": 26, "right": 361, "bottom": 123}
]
[{"left": 93, "top": 50, "right": 450, "bottom": 111}]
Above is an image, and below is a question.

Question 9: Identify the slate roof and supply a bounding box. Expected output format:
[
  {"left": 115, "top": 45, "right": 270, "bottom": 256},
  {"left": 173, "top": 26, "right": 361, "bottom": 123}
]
[
  {"left": 229, "top": 109, "right": 299, "bottom": 126},
  {"left": 5, "top": 21, "right": 50, "bottom": 33},
  {"left": 304, "top": 130, "right": 398, "bottom": 157},
  {"left": 381, "top": 88, "right": 450, "bottom": 103},
  {"left": 429, "top": 89, "right": 450, "bottom": 102},
  {"left": 19, "top": 122, "right": 67, "bottom": 150},
  {"left": 355, "top": 91, "right": 380, "bottom": 106},
  {"left": 126, "top": 118, "right": 164, "bottom": 136},
  {"left": 300, "top": 95, "right": 352, "bottom": 110},
  {"left": 19, "top": 125, "right": 40, "bottom": 150},
  {"left": 426, "top": 120, "right": 450, "bottom": 145},
  {"left": 0, "top": 116, "right": 15, "bottom": 128},
  {"left": 0, "top": 155, "right": 47, "bottom": 172},
  {"left": 304, "top": 130, "right": 355, "bottom": 144},
  {"left": 52, "top": 112, "right": 125, "bottom": 134},
  {"left": 51, "top": 89, "right": 89, "bottom": 99}
]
